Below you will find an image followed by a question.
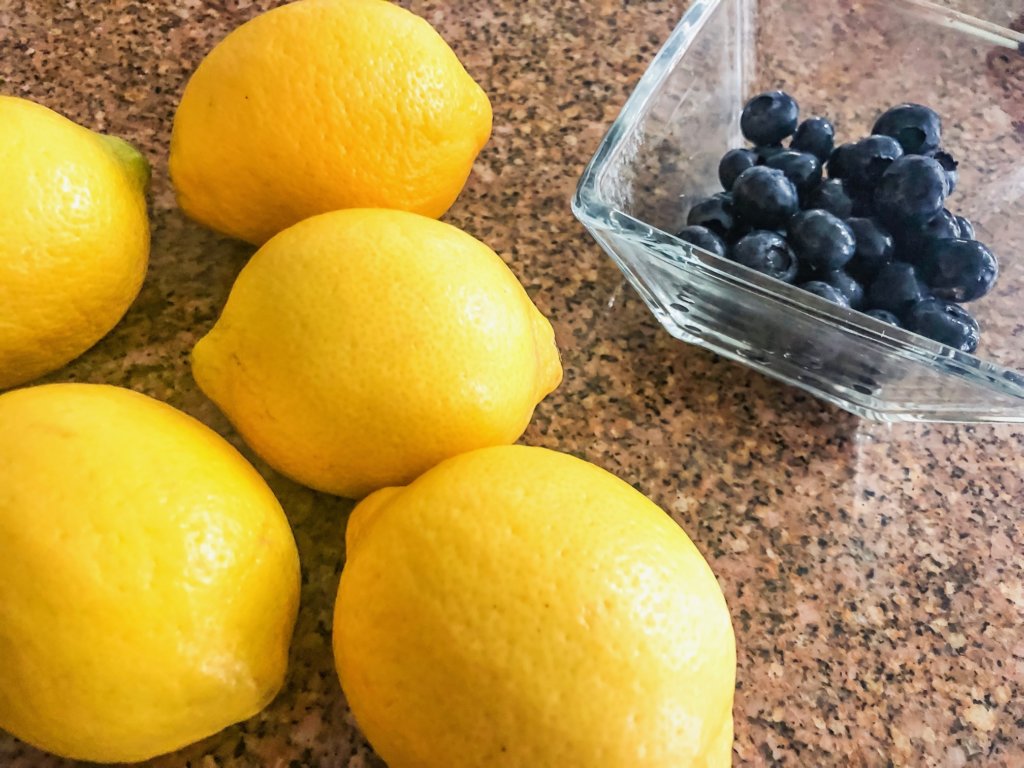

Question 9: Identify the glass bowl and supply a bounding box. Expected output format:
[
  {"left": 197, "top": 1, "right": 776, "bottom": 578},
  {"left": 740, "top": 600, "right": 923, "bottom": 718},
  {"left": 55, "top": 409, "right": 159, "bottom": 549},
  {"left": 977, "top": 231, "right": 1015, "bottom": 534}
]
[{"left": 572, "top": 0, "right": 1024, "bottom": 422}]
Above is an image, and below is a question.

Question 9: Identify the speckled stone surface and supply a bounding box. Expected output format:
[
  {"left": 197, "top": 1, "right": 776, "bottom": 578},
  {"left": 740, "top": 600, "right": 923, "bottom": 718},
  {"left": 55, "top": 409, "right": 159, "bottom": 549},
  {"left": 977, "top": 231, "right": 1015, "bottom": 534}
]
[{"left": 1, "top": 1, "right": 1023, "bottom": 766}]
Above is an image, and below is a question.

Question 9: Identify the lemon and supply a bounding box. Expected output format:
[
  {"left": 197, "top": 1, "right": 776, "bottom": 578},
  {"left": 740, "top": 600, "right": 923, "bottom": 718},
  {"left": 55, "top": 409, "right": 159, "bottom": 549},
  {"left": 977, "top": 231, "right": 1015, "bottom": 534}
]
[
  {"left": 169, "top": 0, "right": 492, "bottom": 245},
  {"left": 0, "top": 384, "right": 300, "bottom": 763},
  {"left": 333, "top": 445, "right": 736, "bottom": 767},
  {"left": 0, "top": 96, "right": 150, "bottom": 390},
  {"left": 191, "top": 208, "right": 561, "bottom": 499}
]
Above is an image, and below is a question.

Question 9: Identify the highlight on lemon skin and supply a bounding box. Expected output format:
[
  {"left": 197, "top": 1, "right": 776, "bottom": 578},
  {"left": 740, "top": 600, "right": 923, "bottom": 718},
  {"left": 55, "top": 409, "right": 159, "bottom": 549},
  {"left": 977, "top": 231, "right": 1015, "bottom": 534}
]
[
  {"left": 191, "top": 208, "right": 562, "bottom": 500},
  {"left": 0, "top": 383, "right": 301, "bottom": 763},
  {"left": 169, "top": 0, "right": 492, "bottom": 245},
  {"left": 333, "top": 445, "right": 737, "bottom": 768},
  {"left": 0, "top": 96, "right": 150, "bottom": 391}
]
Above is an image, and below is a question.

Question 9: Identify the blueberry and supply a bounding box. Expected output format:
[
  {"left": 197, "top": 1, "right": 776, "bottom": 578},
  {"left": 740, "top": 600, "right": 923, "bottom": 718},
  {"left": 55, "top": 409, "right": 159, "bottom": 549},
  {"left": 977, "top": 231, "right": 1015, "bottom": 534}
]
[
  {"left": 755, "top": 144, "right": 787, "bottom": 164},
  {"left": 790, "top": 117, "right": 835, "bottom": 162},
  {"left": 805, "top": 179, "right": 854, "bottom": 219},
  {"left": 874, "top": 156, "right": 947, "bottom": 228},
  {"left": 930, "top": 149, "right": 959, "bottom": 196},
  {"left": 922, "top": 209, "right": 961, "bottom": 240},
  {"left": 872, "top": 103, "right": 942, "bottom": 155},
  {"left": 799, "top": 281, "right": 850, "bottom": 306},
  {"left": 896, "top": 208, "right": 961, "bottom": 262},
  {"left": 845, "top": 135, "right": 904, "bottom": 190},
  {"left": 848, "top": 187, "right": 876, "bottom": 218},
  {"left": 866, "top": 261, "right": 929, "bottom": 317},
  {"left": 917, "top": 238, "right": 998, "bottom": 302},
  {"left": 731, "top": 166, "right": 800, "bottom": 229},
  {"left": 790, "top": 280, "right": 847, "bottom": 309},
  {"left": 723, "top": 219, "right": 753, "bottom": 245},
  {"left": 719, "top": 148, "right": 759, "bottom": 191},
  {"left": 731, "top": 231, "right": 799, "bottom": 283},
  {"left": 845, "top": 217, "right": 894, "bottom": 280},
  {"left": 740, "top": 91, "right": 800, "bottom": 146},
  {"left": 686, "top": 193, "right": 736, "bottom": 238},
  {"left": 906, "top": 298, "right": 980, "bottom": 352},
  {"left": 827, "top": 143, "right": 856, "bottom": 180},
  {"left": 865, "top": 309, "right": 902, "bottom": 327},
  {"left": 676, "top": 225, "right": 727, "bottom": 257},
  {"left": 955, "top": 215, "right": 975, "bottom": 239},
  {"left": 765, "top": 150, "right": 823, "bottom": 193},
  {"left": 821, "top": 270, "right": 865, "bottom": 309},
  {"left": 787, "top": 209, "right": 856, "bottom": 272}
]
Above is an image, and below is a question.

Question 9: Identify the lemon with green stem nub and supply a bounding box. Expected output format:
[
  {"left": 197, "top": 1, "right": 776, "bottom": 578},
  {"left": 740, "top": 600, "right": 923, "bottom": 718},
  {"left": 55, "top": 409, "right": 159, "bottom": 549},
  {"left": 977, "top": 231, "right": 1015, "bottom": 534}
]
[{"left": 0, "top": 96, "right": 150, "bottom": 390}]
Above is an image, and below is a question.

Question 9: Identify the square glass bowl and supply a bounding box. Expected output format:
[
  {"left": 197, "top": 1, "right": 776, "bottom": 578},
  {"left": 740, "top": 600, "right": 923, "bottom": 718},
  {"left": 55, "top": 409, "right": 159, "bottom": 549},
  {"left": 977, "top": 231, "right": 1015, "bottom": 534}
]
[{"left": 572, "top": 0, "right": 1024, "bottom": 422}]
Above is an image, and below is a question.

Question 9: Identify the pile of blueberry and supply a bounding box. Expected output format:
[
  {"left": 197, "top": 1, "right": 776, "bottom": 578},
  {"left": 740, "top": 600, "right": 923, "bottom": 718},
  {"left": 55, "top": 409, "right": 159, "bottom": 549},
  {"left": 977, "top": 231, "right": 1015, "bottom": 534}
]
[{"left": 678, "top": 91, "right": 999, "bottom": 353}]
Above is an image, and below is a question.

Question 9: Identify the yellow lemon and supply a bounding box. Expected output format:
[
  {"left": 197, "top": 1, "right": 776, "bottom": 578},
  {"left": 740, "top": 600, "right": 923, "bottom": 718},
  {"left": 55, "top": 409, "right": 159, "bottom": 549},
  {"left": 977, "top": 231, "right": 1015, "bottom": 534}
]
[
  {"left": 0, "top": 96, "right": 150, "bottom": 390},
  {"left": 0, "top": 384, "right": 300, "bottom": 763},
  {"left": 333, "top": 445, "right": 736, "bottom": 767},
  {"left": 192, "top": 208, "right": 561, "bottom": 499},
  {"left": 170, "top": 0, "right": 492, "bottom": 245}
]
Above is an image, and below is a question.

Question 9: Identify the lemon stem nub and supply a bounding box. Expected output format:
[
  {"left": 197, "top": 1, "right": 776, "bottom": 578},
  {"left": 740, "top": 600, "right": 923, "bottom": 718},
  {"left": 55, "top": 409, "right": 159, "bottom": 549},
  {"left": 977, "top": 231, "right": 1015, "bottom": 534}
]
[{"left": 99, "top": 134, "right": 152, "bottom": 192}]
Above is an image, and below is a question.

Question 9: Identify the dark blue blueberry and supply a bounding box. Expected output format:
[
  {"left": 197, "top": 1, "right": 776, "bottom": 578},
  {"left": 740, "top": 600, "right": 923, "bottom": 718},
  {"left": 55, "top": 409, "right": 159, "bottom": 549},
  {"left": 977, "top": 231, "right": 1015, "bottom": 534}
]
[
  {"left": 805, "top": 179, "right": 854, "bottom": 219},
  {"left": 821, "top": 270, "right": 865, "bottom": 309},
  {"left": 765, "top": 150, "right": 822, "bottom": 194},
  {"left": 731, "top": 231, "right": 799, "bottom": 283},
  {"left": 740, "top": 91, "right": 800, "bottom": 146},
  {"left": 917, "top": 238, "right": 998, "bottom": 302},
  {"left": 731, "top": 166, "right": 800, "bottom": 229},
  {"left": 790, "top": 117, "right": 835, "bottom": 162},
  {"left": 799, "top": 281, "right": 850, "bottom": 307},
  {"left": 955, "top": 215, "right": 975, "bottom": 239},
  {"left": 845, "top": 217, "right": 895, "bottom": 280},
  {"left": 923, "top": 209, "right": 961, "bottom": 240},
  {"left": 719, "top": 148, "right": 759, "bottom": 191},
  {"left": 866, "top": 262, "right": 929, "bottom": 318},
  {"left": 874, "top": 156, "right": 948, "bottom": 228},
  {"left": 1004, "top": 370, "right": 1024, "bottom": 388},
  {"left": 849, "top": 187, "right": 876, "bottom": 217},
  {"left": 872, "top": 104, "right": 942, "bottom": 155},
  {"left": 827, "top": 143, "right": 856, "bottom": 180},
  {"left": 906, "top": 298, "right": 980, "bottom": 353},
  {"left": 723, "top": 219, "right": 753, "bottom": 245},
  {"left": 896, "top": 208, "right": 961, "bottom": 263},
  {"left": 930, "top": 150, "right": 959, "bottom": 196},
  {"left": 787, "top": 209, "right": 856, "bottom": 273},
  {"left": 845, "top": 135, "right": 904, "bottom": 190},
  {"left": 755, "top": 144, "right": 787, "bottom": 164},
  {"left": 865, "top": 309, "right": 902, "bottom": 327},
  {"left": 686, "top": 193, "right": 736, "bottom": 238},
  {"left": 676, "top": 225, "right": 727, "bottom": 257}
]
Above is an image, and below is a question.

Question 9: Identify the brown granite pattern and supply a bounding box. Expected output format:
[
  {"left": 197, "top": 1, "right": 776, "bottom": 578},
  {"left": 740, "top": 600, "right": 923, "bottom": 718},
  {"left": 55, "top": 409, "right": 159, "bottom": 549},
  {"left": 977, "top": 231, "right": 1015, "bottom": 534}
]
[{"left": 0, "top": 1, "right": 1022, "bottom": 766}]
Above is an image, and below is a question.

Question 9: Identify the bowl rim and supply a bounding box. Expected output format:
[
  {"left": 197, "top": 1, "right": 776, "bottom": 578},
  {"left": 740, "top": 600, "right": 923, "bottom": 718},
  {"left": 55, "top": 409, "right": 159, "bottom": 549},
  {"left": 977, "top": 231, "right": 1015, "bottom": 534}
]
[{"left": 570, "top": 0, "right": 1024, "bottom": 410}]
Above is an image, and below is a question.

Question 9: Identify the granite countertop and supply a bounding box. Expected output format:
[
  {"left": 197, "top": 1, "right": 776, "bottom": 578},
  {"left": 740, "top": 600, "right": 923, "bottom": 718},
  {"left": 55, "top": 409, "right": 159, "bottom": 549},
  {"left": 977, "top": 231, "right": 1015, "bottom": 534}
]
[{"left": 1, "top": 1, "right": 1023, "bottom": 766}]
